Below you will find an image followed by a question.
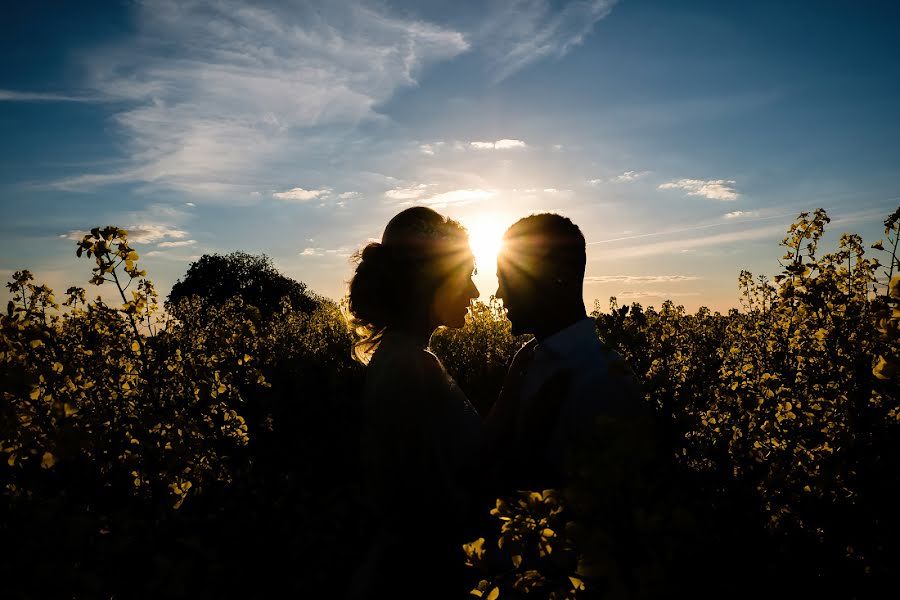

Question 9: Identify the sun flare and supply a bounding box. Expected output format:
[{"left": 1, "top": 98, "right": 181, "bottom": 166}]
[
  {"left": 465, "top": 216, "right": 508, "bottom": 273},
  {"left": 463, "top": 214, "right": 509, "bottom": 284}
]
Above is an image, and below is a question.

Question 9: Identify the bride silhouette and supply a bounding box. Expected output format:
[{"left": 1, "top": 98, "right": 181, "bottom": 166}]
[{"left": 344, "top": 207, "right": 481, "bottom": 599}]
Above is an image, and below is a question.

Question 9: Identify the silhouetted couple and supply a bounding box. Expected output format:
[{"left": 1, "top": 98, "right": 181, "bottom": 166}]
[{"left": 344, "top": 207, "right": 641, "bottom": 599}]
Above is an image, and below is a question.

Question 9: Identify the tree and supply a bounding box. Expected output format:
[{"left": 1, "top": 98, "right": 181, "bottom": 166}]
[{"left": 167, "top": 252, "right": 321, "bottom": 319}]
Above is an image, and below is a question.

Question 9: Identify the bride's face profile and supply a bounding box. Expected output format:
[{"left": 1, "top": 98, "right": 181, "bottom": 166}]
[{"left": 430, "top": 254, "right": 478, "bottom": 329}]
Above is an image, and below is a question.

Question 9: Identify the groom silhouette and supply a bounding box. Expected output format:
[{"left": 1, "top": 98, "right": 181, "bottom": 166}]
[{"left": 482, "top": 213, "right": 643, "bottom": 493}]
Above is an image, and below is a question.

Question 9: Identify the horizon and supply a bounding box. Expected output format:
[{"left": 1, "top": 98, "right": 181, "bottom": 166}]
[{"left": 2, "top": 1, "right": 899, "bottom": 313}]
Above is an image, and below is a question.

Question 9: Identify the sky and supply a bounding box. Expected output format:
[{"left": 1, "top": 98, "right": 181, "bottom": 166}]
[{"left": 2, "top": 0, "right": 899, "bottom": 313}]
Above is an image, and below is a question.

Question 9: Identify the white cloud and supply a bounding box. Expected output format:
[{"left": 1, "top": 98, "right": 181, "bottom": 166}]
[
  {"left": 127, "top": 225, "right": 190, "bottom": 244},
  {"left": 157, "top": 239, "right": 197, "bottom": 248},
  {"left": 613, "top": 170, "right": 649, "bottom": 182},
  {"left": 724, "top": 210, "right": 758, "bottom": 219},
  {"left": 469, "top": 138, "right": 527, "bottom": 150},
  {"left": 551, "top": 144, "right": 564, "bottom": 151},
  {"left": 300, "top": 245, "right": 352, "bottom": 257},
  {"left": 185, "top": 202, "right": 196, "bottom": 206},
  {"left": 49, "top": 0, "right": 469, "bottom": 196},
  {"left": 584, "top": 275, "right": 700, "bottom": 284},
  {"left": 273, "top": 187, "right": 330, "bottom": 201},
  {"left": 659, "top": 178, "right": 739, "bottom": 201},
  {"left": 61, "top": 224, "right": 189, "bottom": 244},
  {"left": 589, "top": 170, "right": 650, "bottom": 185},
  {"left": 422, "top": 188, "right": 495, "bottom": 208},
  {"left": 481, "top": 0, "right": 618, "bottom": 80},
  {"left": 495, "top": 138, "right": 527, "bottom": 149},
  {"left": 338, "top": 191, "right": 360, "bottom": 199},
  {"left": 385, "top": 184, "right": 431, "bottom": 200}
]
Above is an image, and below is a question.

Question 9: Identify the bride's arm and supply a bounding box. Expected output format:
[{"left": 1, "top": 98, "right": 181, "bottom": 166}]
[{"left": 371, "top": 350, "right": 463, "bottom": 525}]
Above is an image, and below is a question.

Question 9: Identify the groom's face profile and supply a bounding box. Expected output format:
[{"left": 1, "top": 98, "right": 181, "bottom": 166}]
[
  {"left": 495, "top": 244, "right": 549, "bottom": 336},
  {"left": 495, "top": 213, "right": 587, "bottom": 336}
]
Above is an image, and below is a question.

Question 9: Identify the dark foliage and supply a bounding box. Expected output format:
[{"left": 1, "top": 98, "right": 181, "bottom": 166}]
[
  {"left": 167, "top": 251, "right": 321, "bottom": 319},
  {"left": 2, "top": 209, "right": 899, "bottom": 599}
]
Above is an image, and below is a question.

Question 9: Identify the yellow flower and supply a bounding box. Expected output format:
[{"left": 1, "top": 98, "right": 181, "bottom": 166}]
[{"left": 889, "top": 275, "right": 900, "bottom": 300}]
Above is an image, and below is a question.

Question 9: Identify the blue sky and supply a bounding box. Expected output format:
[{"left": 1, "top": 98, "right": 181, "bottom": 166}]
[{"left": 2, "top": 0, "right": 898, "bottom": 312}]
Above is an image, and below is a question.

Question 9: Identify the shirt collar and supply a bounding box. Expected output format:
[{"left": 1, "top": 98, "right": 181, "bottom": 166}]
[{"left": 534, "top": 317, "right": 596, "bottom": 360}]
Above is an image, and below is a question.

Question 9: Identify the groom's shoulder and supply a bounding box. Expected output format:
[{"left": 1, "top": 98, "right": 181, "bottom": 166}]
[
  {"left": 509, "top": 338, "right": 538, "bottom": 367},
  {"left": 515, "top": 338, "right": 538, "bottom": 357}
]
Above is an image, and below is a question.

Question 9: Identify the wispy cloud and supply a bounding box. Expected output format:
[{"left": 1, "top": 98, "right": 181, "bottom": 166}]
[
  {"left": 588, "top": 171, "right": 649, "bottom": 185},
  {"left": 588, "top": 212, "right": 800, "bottom": 246},
  {"left": 469, "top": 138, "right": 527, "bottom": 150},
  {"left": 421, "top": 188, "right": 495, "bottom": 208},
  {"left": 419, "top": 141, "right": 446, "bottom": 155},
  {"left": 584, "top": 275, "right": 700, "bottom": 284},
  {"left": 659, "top": 178, "right": 739, "bottom": 201},
  {"left": 157, "top": 239, "right": 197, "bottom": 248},
  {"left": 0, "top": 89, "right": 103, "bottom": 102},
  {"left": 300, "top": 247, "right": 324, "bottom": 257},
  {"left": 613, "top": 170, "right": 649, "bottom": 183},
  {"left": 616, "top": 290, "right": 701, "bottom": 299},
  {"left": 273, "top": 187, "right": 331, "bottom": 201},
  {"left": 584, "top": 209, "right": 865, "bottom": 259},
  {"left": 338, "top": 191, "right": 360, "bottom": 199},
  {"left": 49, "top": 0, "right": 469, "bottom": 196},
  {"left": 145, "top": 250, "right": 201, "bottom": 260},
  {"left": 481, "top": 0, "right": 618, "bottom": 80},
  {"left": 385, "top": 184, "right": 432, "bottom": 200},
  {"left": 600, "top": 223, "right": 787, "bottom": 259}
]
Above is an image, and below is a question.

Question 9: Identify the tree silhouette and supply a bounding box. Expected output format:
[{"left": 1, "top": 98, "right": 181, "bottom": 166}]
[{"left": 167, "top": 252, "right": 320, "bottom": 319}]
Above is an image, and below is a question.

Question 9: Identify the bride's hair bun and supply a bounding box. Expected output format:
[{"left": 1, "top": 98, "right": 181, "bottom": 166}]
[
  {"left": 347, "top": 241, "right": 393, "bottom": 330},
  {"left": 344, "top": 207, "right": 470, "bottom": 363}
]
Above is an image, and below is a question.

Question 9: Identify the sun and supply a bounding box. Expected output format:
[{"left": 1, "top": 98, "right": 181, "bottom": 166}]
[{"left": 462, "top": 214, "right": 510, "bottom": 297}]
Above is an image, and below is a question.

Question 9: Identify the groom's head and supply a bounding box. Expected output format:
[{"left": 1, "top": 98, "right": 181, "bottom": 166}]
[{"left": 496, "top": 213, "right": 586, "bottom": 336}]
